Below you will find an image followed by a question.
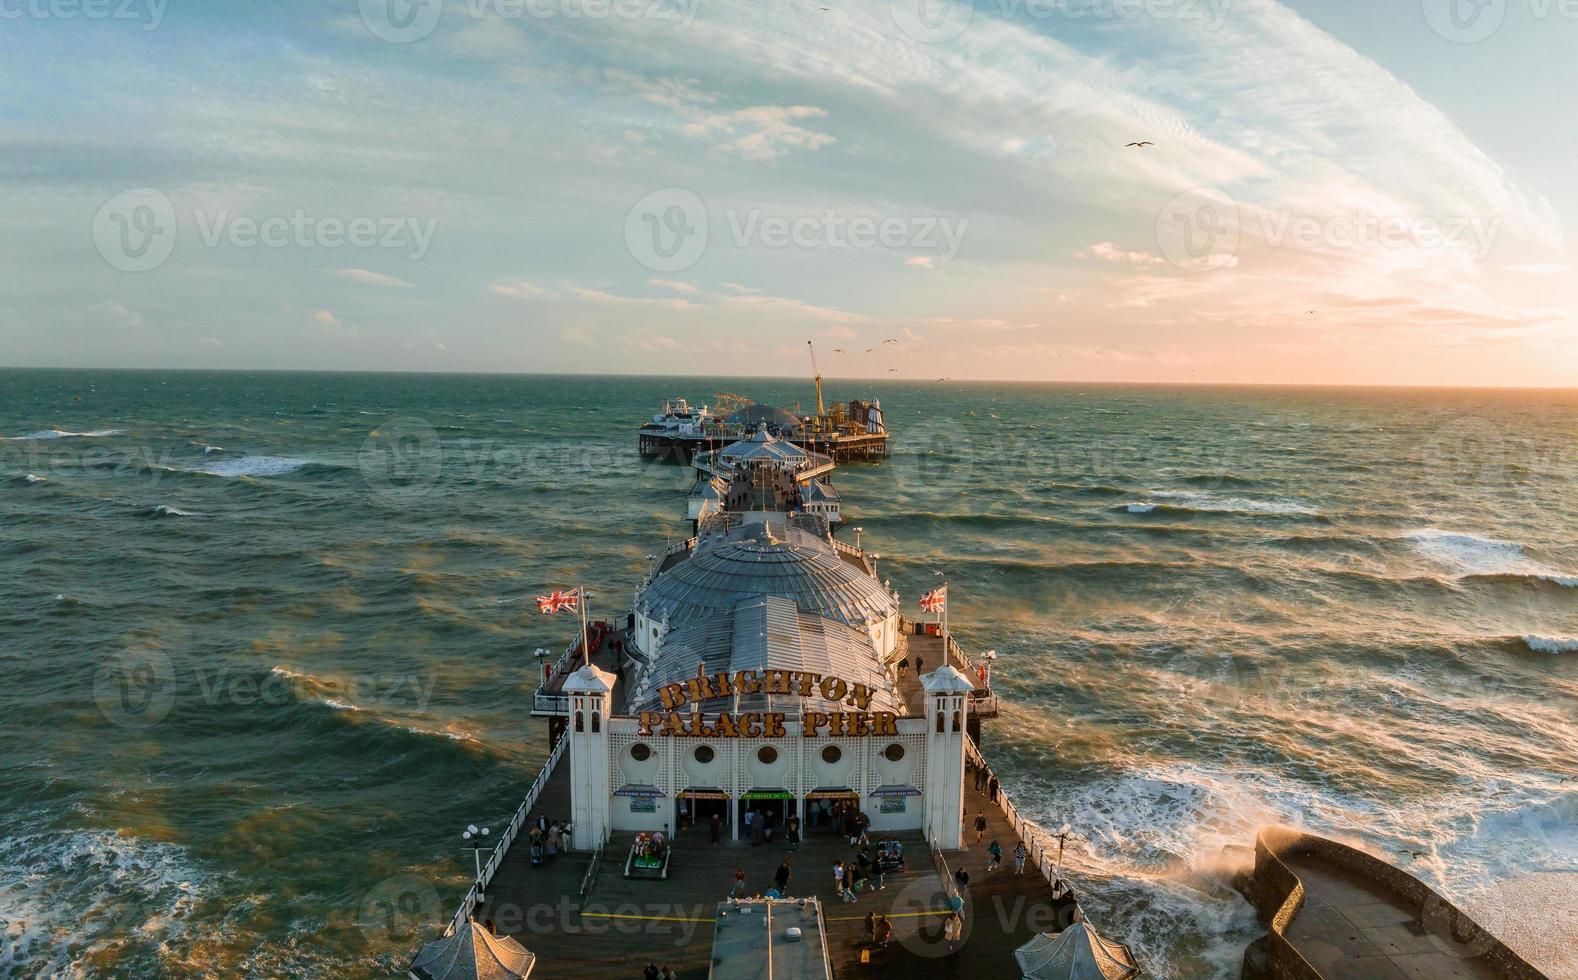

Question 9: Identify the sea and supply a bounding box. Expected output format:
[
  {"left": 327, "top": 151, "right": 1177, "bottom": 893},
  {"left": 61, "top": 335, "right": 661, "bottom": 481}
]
[{"left": 2, "top": 369, "right": 1576, "bottom": 979}]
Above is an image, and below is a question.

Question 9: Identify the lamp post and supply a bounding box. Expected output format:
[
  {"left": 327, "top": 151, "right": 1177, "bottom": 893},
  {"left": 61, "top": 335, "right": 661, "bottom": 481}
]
[
  {"left": 981, "top": 649, "right": 998, "bottom": 688},
  {"left": 853, "top": 526, "right": 864, "bottom": 550},
  {"left": 462, "top": 824, "right": 491, "bottom": 903}
]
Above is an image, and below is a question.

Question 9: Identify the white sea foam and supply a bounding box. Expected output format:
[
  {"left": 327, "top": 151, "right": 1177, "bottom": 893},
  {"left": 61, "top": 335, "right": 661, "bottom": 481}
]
[
  {"left": 1521, "top": 635, "right": 1578, "bottom": 655},
  {"left": 152, "top": 505, "right": 198, "bottom": 518},
  {"left": 1122, "top": 492, "right": 1316, "bottom": 516},
  {"left": 195, "top": 455, "right": 308, "bottom": 478},
  {"left": 1403, "top": 528, "right": 1577, "bottom": 587},
  {"left": 0, "top": 829, "right": 206, "bottom": 976},
  {"left": 3, "top": 428, "right": 124, "bottom": 441},
  {"left": 20, "top": 473, "right": 47, "bottom": 484}
]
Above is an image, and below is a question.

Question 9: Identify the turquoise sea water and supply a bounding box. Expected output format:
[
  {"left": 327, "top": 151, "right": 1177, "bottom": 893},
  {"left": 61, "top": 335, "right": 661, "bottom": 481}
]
[{"left": 2, "top": 370, "right": 1576, "bottom": 978}]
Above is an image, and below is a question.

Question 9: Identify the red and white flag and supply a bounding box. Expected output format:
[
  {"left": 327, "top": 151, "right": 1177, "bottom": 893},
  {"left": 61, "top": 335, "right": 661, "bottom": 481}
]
[
  {"left": 535, "top": 588, "right": 581, "bottom": 614},
  {"left": 919, "top": 585, "right": 947, "bottom": 614}
]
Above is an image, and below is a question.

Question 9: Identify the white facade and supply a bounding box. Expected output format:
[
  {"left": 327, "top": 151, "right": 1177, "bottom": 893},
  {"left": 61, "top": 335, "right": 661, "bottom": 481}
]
[
  {"left": 921, "top": 666, "right": 972, "bottom": 850},
  {"left": 601, "top": 716, "right": 930, "bottom": 839},
  {"left": 564, "top": 665, "right": 616, "bottom": 850}
]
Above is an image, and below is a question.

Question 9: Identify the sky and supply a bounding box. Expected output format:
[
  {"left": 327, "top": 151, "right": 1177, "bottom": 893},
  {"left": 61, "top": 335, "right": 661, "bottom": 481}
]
[{"left": 1, "top": 0, "right": 1575, "bottom": 385}]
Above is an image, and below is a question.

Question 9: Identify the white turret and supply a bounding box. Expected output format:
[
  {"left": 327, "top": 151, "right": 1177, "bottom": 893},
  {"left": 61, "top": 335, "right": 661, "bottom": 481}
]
[
  {"left": 564, "top": 663, "right": 616, "bottom": 850},
  {"left": 921, "top": 665, "right": 973, "bottom": 849}
]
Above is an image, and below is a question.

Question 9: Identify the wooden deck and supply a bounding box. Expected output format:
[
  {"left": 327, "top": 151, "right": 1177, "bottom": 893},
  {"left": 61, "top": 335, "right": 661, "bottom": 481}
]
[{"left": 461, "top": 750, "right": 1065, "bottom": 978}]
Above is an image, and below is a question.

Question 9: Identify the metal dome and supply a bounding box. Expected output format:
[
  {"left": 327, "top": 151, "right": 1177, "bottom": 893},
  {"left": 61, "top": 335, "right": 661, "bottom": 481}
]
[
  {"left": 638, "top": 523, "right": 896, "bottom": 631},
  {"left": 724, "top": 403, "right": 803, "bottom": 431}
]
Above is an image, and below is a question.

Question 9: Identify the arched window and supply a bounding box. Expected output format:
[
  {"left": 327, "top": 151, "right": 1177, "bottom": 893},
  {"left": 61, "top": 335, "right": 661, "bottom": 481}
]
[
  {"left": 935, "top": 711, "right": 945, "bottom": 733},
  {"left": 574, "top": 710, "right": 584, "bottom": 733},
  {"left": 592, "top": 711, "right": 601, "bottom": 733},
  {"left": 952, "top": 709, "right": 961, "bottom": 733}
]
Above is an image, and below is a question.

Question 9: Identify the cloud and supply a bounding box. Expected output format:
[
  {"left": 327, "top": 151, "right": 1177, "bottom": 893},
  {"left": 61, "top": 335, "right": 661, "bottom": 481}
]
[
  {"left": 640, "top": 335, "right": 679, "bottom": 351},
  {"left": 330, "top": 268, "right": 413, "bottom": 289},
  {"left": 682, "top": 105, "right": 834, "bottom": 161},
  {"left": 1076, "top": 242, "right": 1165, "bottom": 267},
  {"left": 904, "top": 256, "right": 935, "bottom": 270},
  {"left": 312, "top": 309, "right": 341, "bottom": 329},
  {"left": 490, "top": 279, "right": 551, "bottom": 299},
  {"left": 84, "top": 301, "right": 145, "bottom": 331},
  {"left": 649, "top": 279, "right": 699, "bottom": 293}
]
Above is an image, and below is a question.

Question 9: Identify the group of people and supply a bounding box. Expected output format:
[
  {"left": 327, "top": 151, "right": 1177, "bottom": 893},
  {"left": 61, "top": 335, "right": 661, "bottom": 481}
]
[
  {"left": 740, "top": 806, "right": 801, "bottom": 849},
  {"left": 640, "top": 963, "right": 678, "bottom": 980},
  {"left": 527, "top": 815, "right": 571, "bottom": 865}
]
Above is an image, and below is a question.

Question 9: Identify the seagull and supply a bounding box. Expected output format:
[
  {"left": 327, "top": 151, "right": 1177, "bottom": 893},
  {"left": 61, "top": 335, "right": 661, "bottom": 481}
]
[
  {"left": 882, "top": 338, "right": 899, "bottom": 344},
  {"left": 1125, "top": 141, "right": 1154, "bottom": 149},
  {"left": 887, "top": 368, "right": 898, "bottom": 373},
  {"left": 1397, "top": 848, "right": 1428, "bottom": 861},
  {"left": 832, "top": 348, "right": 846, "bottom": 354},
  {"left": 865, "top": 347, "right": 875, "bottom": 352},
  {"left": 936, "top": 377, "right": 951, "bottom": 382}
]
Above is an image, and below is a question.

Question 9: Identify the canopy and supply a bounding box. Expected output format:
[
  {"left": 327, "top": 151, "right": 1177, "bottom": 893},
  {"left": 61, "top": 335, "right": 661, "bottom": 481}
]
[
  {"left": 1014, "top": 922, "right": 1139, "bottom": 980},
  {"left": 410, "top": 921, "right": 536, "bottom": 980}
]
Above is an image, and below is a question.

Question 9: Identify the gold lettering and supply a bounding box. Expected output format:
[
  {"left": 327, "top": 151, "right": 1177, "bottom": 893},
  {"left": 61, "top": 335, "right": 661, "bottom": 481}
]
[
  {"left": 711, "top": 672, "right": 734, "bottom": 698},
  {"left": 714, "top": 712, "right": 740, "bottom": 738},
  {"left": 763, "top": 712, "right": 787, "bottom": 738},
  {"left": 818, "top": 676, "right": 848, "bottom": 703},
  {"left": 828, "top": 712, "right": 848, "bottom": 736},
  {"left": 763, "top": 670, "right": 792, "bottom": 695},
  {"left": 847, "top": 683, "right": 874, "bottom": 710},
  {"left": 685, "top": 675, "right": 717, "bottom": 704},
  {"left": 794, "top": 672, "right": 819, "bottom": 697},
  {"left": 741, "top": 713, "right": 763, "bottom": 738},
  {"left": 734, "top": 669, "right": 763, "bottom": 694},
  {"left": 802, "top": 711, "right": 829, "bottom": 737},
  {"left": 638, "top": 711, "right": 663, "bottom": 735},
  {"left": 871, "top": 712, "right": 898, "bottom": 736},
  {"left": 661, "top": 712, "right": 687, "bottom": 737},
  {"left": 850, "top": 712, "right": 871, "bottom": 736},
  {"left": 659, "top": 684, "right": 688, "bottom": 711}
]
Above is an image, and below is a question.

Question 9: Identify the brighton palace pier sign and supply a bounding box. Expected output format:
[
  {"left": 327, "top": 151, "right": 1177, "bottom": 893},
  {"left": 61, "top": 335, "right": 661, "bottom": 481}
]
[{"left": 636, "top": 669, "right": 900, "bottom": 738}]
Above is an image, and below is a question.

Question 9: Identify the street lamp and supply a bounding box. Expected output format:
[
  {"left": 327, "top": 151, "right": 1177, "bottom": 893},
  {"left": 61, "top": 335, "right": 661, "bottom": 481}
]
[
  {"left": 981, "top": 649, "right": 998, "bottom": 688},
  {"left": 462, "top": 824, "right": 491, "bottom": 902},
  {"left": 853, "top": 526, "right": 864, "bottom": 550}
]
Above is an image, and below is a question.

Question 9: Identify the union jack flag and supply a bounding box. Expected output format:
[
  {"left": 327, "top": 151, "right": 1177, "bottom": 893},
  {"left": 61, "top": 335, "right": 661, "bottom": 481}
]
[
  {"left": 919, "top": 585, "right": 947, "bottom": 614},
  {"left": 536, "top": 588, "right": 580, "bottom": 614}
]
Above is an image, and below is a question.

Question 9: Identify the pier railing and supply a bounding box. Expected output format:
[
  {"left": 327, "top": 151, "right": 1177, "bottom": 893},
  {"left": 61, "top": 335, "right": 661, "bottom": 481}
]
[
  {"left": 965, "top": 736, "right": 1074, "bottom": 896},
  {"left": 443, "top": 730, "right": 570, "bottom": 937}
]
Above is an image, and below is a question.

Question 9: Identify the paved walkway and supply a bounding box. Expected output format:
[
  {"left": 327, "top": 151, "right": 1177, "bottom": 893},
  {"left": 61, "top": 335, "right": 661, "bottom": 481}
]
[{"left": 1281, "top": 855, "right": 1502, "bottom": 980}]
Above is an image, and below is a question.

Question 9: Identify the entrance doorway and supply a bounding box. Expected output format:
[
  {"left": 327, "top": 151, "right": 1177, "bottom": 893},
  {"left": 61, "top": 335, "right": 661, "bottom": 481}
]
[
  {"left": 739, "top": 790, "right": 795, "bottom": 843},
  {"left": 677, "top": 790, "right": 730, "bottom": 841},
  {"left": 804, "top": 790, "right": 858, "bottom": 834}
]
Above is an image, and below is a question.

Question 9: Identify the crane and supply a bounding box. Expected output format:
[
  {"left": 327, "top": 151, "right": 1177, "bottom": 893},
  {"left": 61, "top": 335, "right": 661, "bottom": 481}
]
[{"left": 807, "top": 340, "right": 825, "bottom": 417}]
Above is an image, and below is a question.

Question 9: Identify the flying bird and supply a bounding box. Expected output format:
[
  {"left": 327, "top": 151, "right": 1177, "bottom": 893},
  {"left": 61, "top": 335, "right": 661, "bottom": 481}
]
[
  {"left": 1125, "top": 141, "right": 1154, "bottom": 149},
  {"left": 832, "top": 348, "right": 846, "bottom": 354},
  {"left": 887, "top": 368, "right": 898, "bottom": 373},
  {"left": 936, "top": 377, "right": 951, "bottom": 382},
  {"left": 865, "top": 347, "right": 875, "bottom": 352},
  {"left": 882, "top": 338, "right": 899, "bottom": 345}
]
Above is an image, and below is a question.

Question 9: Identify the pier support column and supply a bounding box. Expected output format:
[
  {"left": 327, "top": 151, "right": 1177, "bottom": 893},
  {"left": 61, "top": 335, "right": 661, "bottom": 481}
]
[
  {"left": 921, "top": 666, "right": 974, "bottom": 850},
  {"left": 564, "top": 665, "right": 616, "bottom": 851}
]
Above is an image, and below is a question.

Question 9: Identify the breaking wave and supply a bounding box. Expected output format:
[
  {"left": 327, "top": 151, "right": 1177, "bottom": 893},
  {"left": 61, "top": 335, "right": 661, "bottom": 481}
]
[
  {"left": 194, "top": 456, "right": 310, "bottom": 478},
  {"left": 1119, "top": 492, "right": 1317, "bottom": 517},
  {"left": 3, "top": 428, "right": 124, "bottom": 441},
  {"left": 1404, "top": 529, "right": 1577, "bottom": 587}
]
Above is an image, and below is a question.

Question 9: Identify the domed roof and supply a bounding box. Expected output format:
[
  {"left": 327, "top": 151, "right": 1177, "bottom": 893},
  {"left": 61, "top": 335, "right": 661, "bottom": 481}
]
[
  {"left": 639, "top": 523, "right": 895, "bottom": 630},
  {"left": 724, "top": 403, "right": 802, "bottom": 431}
]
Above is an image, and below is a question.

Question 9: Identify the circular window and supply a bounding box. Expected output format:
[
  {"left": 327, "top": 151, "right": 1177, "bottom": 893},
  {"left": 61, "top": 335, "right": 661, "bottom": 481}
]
[
  {"left": 821, "top": 746, "right": 842, "bottom": 764},
  {"left": 630, "top": 743, "right": 653, "bottom": 762},
  {"left": 694, "top": 745, "right": 715, "bottom": 764},
  {"left": 883, "top": 743, "right": 905, "bottom": 762},
  {"left": 757, "top": 746, "right": 779, "bottom": 765}
]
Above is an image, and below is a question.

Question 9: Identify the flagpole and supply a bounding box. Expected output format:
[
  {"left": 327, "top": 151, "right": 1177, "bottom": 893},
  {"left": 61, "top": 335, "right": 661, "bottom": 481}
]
[{"left": 579, "top": 585, "right": 591, "bottom": 668}]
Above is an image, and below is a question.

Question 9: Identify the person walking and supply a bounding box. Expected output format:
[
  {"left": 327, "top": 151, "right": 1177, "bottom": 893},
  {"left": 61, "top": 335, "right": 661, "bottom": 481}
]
[
  {"left": 732, "top": 867, "right": 747, "bottom": 898},
  {"left": 874, "top": 914, "right": 893, "bottom": 949},
  {"left": 774, "top": 860, "right": 791, "bottom": 894},
  {"left": 973, "top": 811, "right": 987, "bottom": 844},
  {"left": 643, "top": 962, "right": 660, "bottom": 980},
  {"left": 744, "top": 807, "right": 757, "bottom": 843},
  {"left": 954, "top": 865, "right": 970, "bottom": 892},
  {"left": 987, "top": 774, "right": 999, "bottom": 803},
  {"left": 841, "top": 863, "right": 858, "bottom": 903},
  {"left": 762, "top": 811, "right": 774, "bottom": 844},
  {"left": 710, "top": 812, "right": 722, "bottom": 846},
  {"left": 787, "top": 821, "right": 801, "bottom": 852},
  {"left": 943, "top": 910, "right": 963, "bottom": 952},
  {"left": 986, "top": 840, "right": 1002, "bottom": 872},
  {"left": 1013, "top": 841, "right": 1028, "bottom": 875}
]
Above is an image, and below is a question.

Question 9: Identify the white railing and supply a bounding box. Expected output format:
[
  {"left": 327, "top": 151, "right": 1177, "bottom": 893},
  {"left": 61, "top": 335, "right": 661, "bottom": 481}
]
[
  {"left": 966, "top": 736, "right": 1076, "bottom": 895},
  {"left": 442, "top": 731, "right": 571, "bottom": 937}
]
